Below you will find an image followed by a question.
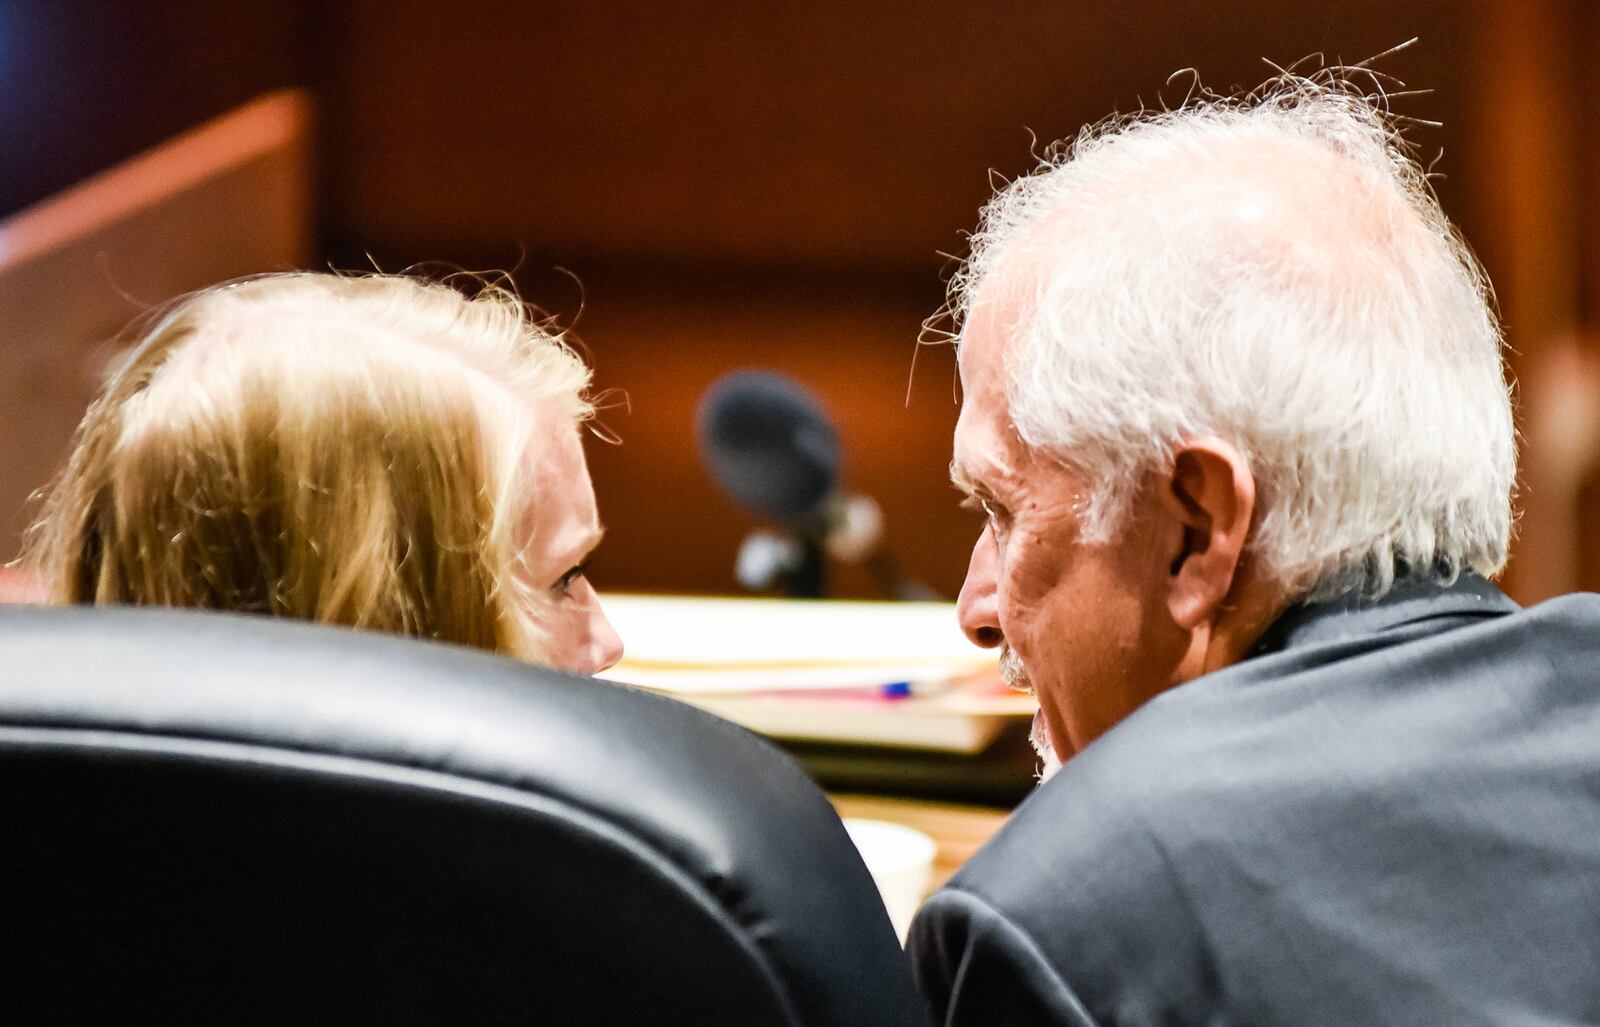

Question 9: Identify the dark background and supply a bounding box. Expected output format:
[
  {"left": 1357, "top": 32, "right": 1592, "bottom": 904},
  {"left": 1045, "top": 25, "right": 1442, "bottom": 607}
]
[{"left": 5, "top": 0, "right": 1595, "bottom": 598}]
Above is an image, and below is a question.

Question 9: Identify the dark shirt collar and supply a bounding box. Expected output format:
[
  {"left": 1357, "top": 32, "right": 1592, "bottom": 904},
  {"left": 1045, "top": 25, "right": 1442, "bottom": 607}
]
[{"left": 1248, "top": 570, "right": 1520, "bottom": 659}]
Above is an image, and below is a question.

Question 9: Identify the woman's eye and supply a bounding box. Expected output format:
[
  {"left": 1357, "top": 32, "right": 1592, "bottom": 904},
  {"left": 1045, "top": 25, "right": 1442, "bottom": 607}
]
[{"left": 554, "top": 562, "right": 588, "bottom": 595}]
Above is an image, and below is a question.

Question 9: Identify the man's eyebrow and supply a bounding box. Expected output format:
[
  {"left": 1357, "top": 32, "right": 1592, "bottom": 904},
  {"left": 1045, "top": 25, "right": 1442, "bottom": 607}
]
[{"left": 951, "top": 460, "right": 998, "bottom": 497}]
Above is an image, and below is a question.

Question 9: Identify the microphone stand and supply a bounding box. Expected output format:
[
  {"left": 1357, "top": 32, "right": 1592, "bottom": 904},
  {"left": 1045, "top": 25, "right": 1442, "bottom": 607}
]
[
  {"left": 788, "top": 534, "right": 827, "bottom": 599},
  {"left": 734, "top": 520, "right": 937, "bottom": 601},
  {"left": 733, "top": 528, "right": 827, "bottom": 598}
]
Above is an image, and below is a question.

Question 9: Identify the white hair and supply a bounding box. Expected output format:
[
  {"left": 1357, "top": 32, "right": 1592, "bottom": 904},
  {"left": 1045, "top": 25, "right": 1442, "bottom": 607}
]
[{"left": 952, "top": 76, "right": 1515, "bottom": 599}]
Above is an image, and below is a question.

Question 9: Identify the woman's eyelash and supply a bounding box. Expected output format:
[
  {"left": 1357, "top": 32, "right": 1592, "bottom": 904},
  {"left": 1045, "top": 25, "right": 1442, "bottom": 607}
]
[{"left": 555, "top": 561, "right": 589, "bottom": 592}]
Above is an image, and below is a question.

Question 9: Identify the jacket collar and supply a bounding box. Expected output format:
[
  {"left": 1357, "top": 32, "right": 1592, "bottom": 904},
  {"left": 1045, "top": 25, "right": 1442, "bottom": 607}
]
[{"left": 1248, "top": 570, "right": 1520, "bottom": 659}]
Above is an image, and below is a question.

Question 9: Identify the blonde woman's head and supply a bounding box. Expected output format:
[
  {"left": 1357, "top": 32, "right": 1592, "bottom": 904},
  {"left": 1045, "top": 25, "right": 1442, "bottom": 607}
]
[{"left": 26, "top": 271, "right": 622, "bottom": 674}]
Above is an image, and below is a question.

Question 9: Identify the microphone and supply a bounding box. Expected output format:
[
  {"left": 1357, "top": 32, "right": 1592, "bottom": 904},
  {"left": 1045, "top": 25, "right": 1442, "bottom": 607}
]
[
  {"left": 697, "top": 371, "right": 840, "bottom": 534},
  {"left": 696, "top": 371, "right": 937, "bottom": 600}
]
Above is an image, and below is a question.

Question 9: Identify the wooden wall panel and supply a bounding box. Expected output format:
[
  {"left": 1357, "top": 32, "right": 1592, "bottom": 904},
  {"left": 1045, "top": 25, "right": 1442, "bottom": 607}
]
[
  {"left": 1465, "top": 0, "right": 1600, "bottom": 601},
  {"left": 0, "top": 93, "right": 313, "bottom": 562},
  {"left": 0, "top": 2, "right": 303, "bottom": 216},
  {"left": 314, "top": 0, "right": 1468, "bottom": 273}
]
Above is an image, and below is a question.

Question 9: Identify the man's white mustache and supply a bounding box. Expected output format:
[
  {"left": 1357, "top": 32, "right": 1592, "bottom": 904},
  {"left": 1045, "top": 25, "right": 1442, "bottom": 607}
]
[
  {"left": 999, "top": 646, "right": 1030, "bottom": 693},
  {"left": 999, "top": 646, "right": 1063, "bottom": 781}
]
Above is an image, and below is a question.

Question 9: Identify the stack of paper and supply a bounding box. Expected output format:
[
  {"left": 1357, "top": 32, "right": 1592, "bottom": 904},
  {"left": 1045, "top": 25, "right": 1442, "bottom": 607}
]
[{"left": 597, "top": 594, "right": 1036, "bottom": 753}]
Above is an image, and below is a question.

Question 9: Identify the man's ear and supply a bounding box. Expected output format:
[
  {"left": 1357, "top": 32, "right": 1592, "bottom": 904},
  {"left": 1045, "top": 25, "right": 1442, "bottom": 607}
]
[{"left": 1159, "top": 437, "right": 1256, "bottom": 630}]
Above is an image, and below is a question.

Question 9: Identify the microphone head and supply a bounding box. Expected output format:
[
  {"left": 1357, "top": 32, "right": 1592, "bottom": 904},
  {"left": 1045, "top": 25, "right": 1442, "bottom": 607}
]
[{"left": 696, "top": 371, "right": 840, "bottom": 528}]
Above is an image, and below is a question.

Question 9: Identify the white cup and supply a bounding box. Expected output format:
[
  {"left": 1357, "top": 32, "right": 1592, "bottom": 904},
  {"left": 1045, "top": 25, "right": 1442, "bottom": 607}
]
[{"left": 842, "top": 817, "right": 938, "bottom": 944}]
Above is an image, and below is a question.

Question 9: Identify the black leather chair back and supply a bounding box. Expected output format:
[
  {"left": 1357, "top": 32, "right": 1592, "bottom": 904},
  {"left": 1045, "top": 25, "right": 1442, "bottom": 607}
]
[{"left": 0, "top": 606, "right": 926, "bottom": 1025}]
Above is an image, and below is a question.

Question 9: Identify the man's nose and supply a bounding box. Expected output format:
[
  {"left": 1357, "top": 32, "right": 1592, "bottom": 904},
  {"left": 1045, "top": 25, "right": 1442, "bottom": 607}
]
[{"left": 957, "top": 525, "right": 1004, "bottom": 649}]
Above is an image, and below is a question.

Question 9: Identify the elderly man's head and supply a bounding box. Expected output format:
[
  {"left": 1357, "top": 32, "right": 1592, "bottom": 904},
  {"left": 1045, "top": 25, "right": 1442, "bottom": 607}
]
[{"left": 949, "top": 80, "right": 1514, "bottom": 773}]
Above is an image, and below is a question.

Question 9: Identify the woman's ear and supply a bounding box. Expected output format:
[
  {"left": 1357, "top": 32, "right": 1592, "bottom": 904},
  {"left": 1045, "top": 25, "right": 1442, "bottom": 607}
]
[{"left": 1159, "top": 437, "right": 1256, "bottom": 629}]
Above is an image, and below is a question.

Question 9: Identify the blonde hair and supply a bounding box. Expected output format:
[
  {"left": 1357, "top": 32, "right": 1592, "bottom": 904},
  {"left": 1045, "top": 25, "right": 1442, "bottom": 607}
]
[{"left": 24, "top": 271, "right": 594, "bottom": 661}]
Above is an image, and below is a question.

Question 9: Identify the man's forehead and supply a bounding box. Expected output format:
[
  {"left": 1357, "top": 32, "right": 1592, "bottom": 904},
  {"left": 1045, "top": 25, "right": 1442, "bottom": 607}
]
[
  {"left": 959, "top": 242, "right": 1045, "bottom": 359},
  {"left": 955, "top": 303, "right": 1007, "bottom": 391}
]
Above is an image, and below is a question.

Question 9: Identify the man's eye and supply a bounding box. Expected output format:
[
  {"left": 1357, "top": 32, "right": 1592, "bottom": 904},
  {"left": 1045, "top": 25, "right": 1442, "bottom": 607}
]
[
  {"left": 959, "top": 491, "right": 1011, "bottom": 535},
  {"left": 960, "top": 495, "right": 1002, "bottom": 519},
  {"left": 974, "top": 496, "right": 1010, "bottom": 528}
]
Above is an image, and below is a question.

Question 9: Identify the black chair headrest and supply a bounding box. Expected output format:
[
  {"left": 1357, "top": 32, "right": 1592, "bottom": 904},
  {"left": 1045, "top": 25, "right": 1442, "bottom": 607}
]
[{"left": 0, "top": 605, "right": 926, "bottom": 1025}]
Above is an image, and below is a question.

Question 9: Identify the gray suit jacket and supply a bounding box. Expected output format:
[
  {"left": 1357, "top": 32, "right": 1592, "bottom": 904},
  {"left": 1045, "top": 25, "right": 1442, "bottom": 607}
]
[{"left": 909, "top": 574, "right": 1600, "bottom": 1026}]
